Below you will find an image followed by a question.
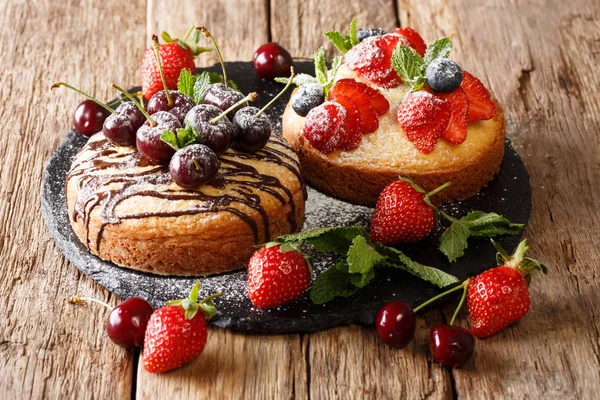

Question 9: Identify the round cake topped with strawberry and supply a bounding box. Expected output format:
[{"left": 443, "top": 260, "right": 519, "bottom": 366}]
[{"left": 282, "top": 19, "right": 504, "bottom": 205}]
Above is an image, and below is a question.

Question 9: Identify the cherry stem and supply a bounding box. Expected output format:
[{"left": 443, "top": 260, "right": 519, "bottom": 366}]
[
  {"left": 424, "top": 182, "right": 451, "bottom": 203},
  {"left": 151, "top": 34, "right": 174, "bottom": 107},
  {"left": 182, "top": 25, "right": 194, "bottom": 42},
  {"left": 209, "top": 92, "right": 258, "bottom": 124},
  {"left": 256, "top": 67, "right": 295, "bottom": 118},
  {"left": 449, "top": 281, "right": 470, "bottom": 326},
  {"left": 192, "top": 158, "right": 202, "bottom": 171},
  {"left": 51, "top": 82, "right": 115, "bottom": 114},
  {"left": 197, "top": 26, "right": 227, "bottom": 88},
  {"left": 413, "top": 280, "right": 469, "bottom": 313},
  {"left": 112, "top": 84, "right": 156, "bottom": 127},
  {"left": 69, "top": 296, "right": 113, "bottom": 311}
]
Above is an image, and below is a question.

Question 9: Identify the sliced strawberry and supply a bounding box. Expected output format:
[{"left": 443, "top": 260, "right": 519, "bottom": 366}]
[
  {"left": 342, "top": 79, "right": 390, "bottom": 116},
  {"left": 393, "top": 27, "right": 427, "bottom": 57},
  {"left": 329, "top": 81, "right": 379, "bottom": 133},
  {"left": 461, "top": 71, "right": 496, "bottom": 122},
  {"left": 437, "top": 87, "right": 469, "bottom": 144},
  {"left": 344, "top": 36, "right": 386, "bottom": 73},
  {"left": 329, "top": 94, "right": 363, "bottom": 150},
  {"left": 397, "top": 91, "right": 451, "bottom": 153},
  {"left": 302, "top": 102, "right": 347, "bottom": 154},
  {"left": 344, "top": 35, "right": 404, "bottom": 89}
]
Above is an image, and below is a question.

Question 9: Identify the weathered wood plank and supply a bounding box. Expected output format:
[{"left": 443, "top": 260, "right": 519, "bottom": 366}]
[
  {"left": 0, "top": 0, "right": 147, "bottom": 398},
  {"left": 398, "top": 0, "right": 600, "bottom": 398}
]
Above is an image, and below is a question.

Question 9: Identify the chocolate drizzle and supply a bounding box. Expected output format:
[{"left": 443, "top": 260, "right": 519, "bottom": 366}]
[{"left": 66, "top": 134, "right": 304, "bottom": 252}]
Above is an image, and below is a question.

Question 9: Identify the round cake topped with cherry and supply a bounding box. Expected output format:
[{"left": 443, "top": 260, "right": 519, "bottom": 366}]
[{"left": 281, "top": 18, "right": 505, "bottom": 205}]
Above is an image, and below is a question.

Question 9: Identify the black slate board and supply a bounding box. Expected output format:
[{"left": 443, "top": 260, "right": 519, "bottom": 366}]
[{"left": 41, "top": 62, "right": 531, "bottom": 333}]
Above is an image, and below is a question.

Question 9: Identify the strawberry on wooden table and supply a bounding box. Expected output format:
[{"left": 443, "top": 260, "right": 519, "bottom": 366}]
[
  {"left": 370, "top": 177, "right": 450, "bottom": 245},
  {"left": 143, "top": 281, "right": 221, "bottom": 373},
  {"left": 468, "top": 239, "right": 547, "bottom": 338},
  {"left": 248, "top": 243, "right": 312, "bottom": 308}
]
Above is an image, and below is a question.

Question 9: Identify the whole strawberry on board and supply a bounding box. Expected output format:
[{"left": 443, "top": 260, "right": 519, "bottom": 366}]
[
  {"left": 143, "top": 281, "right": 222, "bottom": 373},
  {"left": 370, "top": 177, "right": 450, "bottom": 245},
  {"left": 468, "top": 239, "right": 547, "bottom": 338},
  {"left": 248, "top": 243, "right": 312, "bottom": 308},
  {"left": 141, "top": 27, "right": 212, "bottom": 99}
]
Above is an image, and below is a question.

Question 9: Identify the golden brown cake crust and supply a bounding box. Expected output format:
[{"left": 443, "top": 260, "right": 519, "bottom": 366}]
[
  {"left": 66, "top": 133, "right": 305, "bottom": 276},
  {"left": 283, "top": 85, "right": 505, "bottom": 206}
]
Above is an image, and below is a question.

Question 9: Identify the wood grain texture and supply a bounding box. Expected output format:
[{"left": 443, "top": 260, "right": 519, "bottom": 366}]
[
  {"left": 0, "top": 0, "right": 146, "bottom": 398},
  {"left": 398, "top": 0, "right": 600, "bottom": 398}
]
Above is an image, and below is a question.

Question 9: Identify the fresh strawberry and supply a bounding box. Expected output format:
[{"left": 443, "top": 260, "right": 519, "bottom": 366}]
[
  {"left": 141, "top": 35, "right": 196, "bottom": 100},
  {"left": 437, "top": 87, "right": 469, "bottom": 144},
  {"left": 370, "top": 177, "right": 450, "bottom": 244},
  {"left": 329, "top": 94, "right": 363, "bottom": 150},
  {"left": 248, "top": 243, "right": 312, "bottom": 308},
  {"left": 345, "top": 34, "right": 407, "bottom": 89},
  {"left": 468, "top": 240, "right": 547, "bottom": 338},
  {"left": 460, "top": 71, "right": 496, "bottom": 122},
  {"left": 393, "top": 27, "right": 427, "bottom": 57},
  {"left": 302, "top": 101, "right": 348, "bottom": 153},
  {"left": 397, "top": 91, "right": 451, "bottom": 153},
  {"left": 338, "top": 79, "right": 390, "bottom": 116},
  {"left": 329, "top": 80, "right": 379, "bottom": 132},
  {"left": 143, "top": 281, "right": 221, "bottom": 373}
]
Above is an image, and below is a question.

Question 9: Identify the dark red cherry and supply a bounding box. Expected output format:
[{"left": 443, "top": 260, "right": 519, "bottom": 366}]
[
  {"left": 253, "top": 42, "right": 294, "bottom": 80},
  {"left": 202, "top": 84, "right": 247, "bottom": 119},
  {"left": 232, "top": 106, "right": 271, "bottom": 152},
  {"left": 184, "top": 104, "right": 234, "bottom": 155},
  {"left": 430, "top": 325, "right": 475, "bottom": 368},
  {"left": 136, "top": 111, "right": 181, "bottom": 163},
  {"left": 103, "top": 102, "right": 145, "bottom": 146},
  {"left": 169, "top": 144, "right": 220, "bottom": 189},
  {"left": 105, "top": 297, "right": 154, "bottom": 348},
  {"left": 147, "top": 90, "right": 195, "bottom": 123},
  {"left": 73, "top": 100, "right": 110, "bottom": 136},
  {"left": 375, "top": 301, "right": 416, "bottom": 348}
]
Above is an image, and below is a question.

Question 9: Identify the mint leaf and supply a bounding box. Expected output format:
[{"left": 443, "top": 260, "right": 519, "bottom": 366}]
[
  {"left": 314, "top": 47, "right": 329, "bottom": 86},
  {"left": 377, "top": 244, "right": 460, "bottom": 288},
  {"left": 349, "top": 17, "right": 359, "bottom": 46},
  {"left": 275, "top": 226, "right": 368, "bottom": 255},
  {"left": 391, "top": 44, "right": 426, "bottom": 90},
  {"left": 324, "top": 56, "right": 343, "bottom": 94},
  {"left": 193, "top": 72, "right": 211, "bottom": 104},
  {"left": 204, "top": 71, "right": 239, "bottom": 91},
  {"left": 160, "top": 130, "right": 180, "bottom": 151},
  {"left": 324, "top": 31, "right": 351, "bottom": 54},
  {"left": 275, "top": 73, "right": 319, "bottom": 86},
  {"left": 423, "top": 36, "right": 453, "bottom": 65},
  {"left": 176, "top": 125, "right": 199, "bottom": 148},
  {"left": 439, "top": 221, "right": 471, "bottom": 262},
  {"left": 177, "top": 69, "right": 196, "bottom": 98},
  {"left": 310, "top": 261, "right": 360, "bottom": 304},
  {"left": 349, "top": 267, "right": 375, "bottom": 288},
  {"left": 347, "top": 236, "right": 386, "bottom": 275}
]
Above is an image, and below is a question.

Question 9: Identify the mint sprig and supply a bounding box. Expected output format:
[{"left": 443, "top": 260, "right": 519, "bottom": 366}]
[
  {"left": 324, "top": 17, "right": 359, "bottom": 54},
  {"left": 276, "top": 226, "right": 459, "bottom": 304},
  {"left": 439, "top": 211, "right": 525, "bottom": 262},
  {"left": 423, "top": 37, "right": 453, "bottom": 66},
  {"left": 174, "top": 69, "right": 240, "bottom": 105},
  {"left": 274, "top": 49, "right": 341, "bottom": 97},
  {"left": 177, "top": 69, "right": 196, "bottom": 97},
  {"left": 192, "top": 71, "right": 211, "bottom": 103},
  {"left": 160, "top": 124, "right": 200, "bottom": 151}
]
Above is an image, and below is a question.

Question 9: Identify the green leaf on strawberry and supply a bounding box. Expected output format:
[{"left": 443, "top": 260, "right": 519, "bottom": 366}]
[{"left": 439, "top": 211, "right": 525, "bottom": 262}]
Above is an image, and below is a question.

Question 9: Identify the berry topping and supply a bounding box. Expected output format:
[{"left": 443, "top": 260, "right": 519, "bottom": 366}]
[
  {"left": 327, "top": 94, "right": 362, "bottom": 150},
  {"left": 437, "top": 87, "right": 469, "bottom": 144},
  {"left": 141, "top": 34, "right": 196, "bottom": 100},
  {"left": 291, "top": 83, "right": 325, "bottom": 117},
  {"left": 329, "top": 79, "right": 379, "bottom": 133},
  {"left": 330, "top": 78, "right": 390, "bottom": 116},
  {"left": 169, "top": 144, "right": 220, "bottom": 189},
  {"left": 468, "top": 240, "right": 547, "bottom": 338},
  {"left": 370, "top": 177, "right": 450, "bottom": 245},
  {"left": 136, "top": 111, "right": 181, "bottom": 163},
  {"left": 302, "top": 101, "right": 347, "bottom": 153},
  {"left": 461, "top": 71, "right": 497, "bottom": 122},
  {"left": 232, "top": 107, "right": 272, "bottom": 152},
  {"left": 426, "top": 58, "right": 463, "bottom": 93},
  {"left": 430, "top": 325, "right": 475, "bottom": 368},
  {"left": 73, "top": 100, "right": 110, "bottom": 136},
  {"left": 345, "top": 34, "right": 406, "bottom": 88},
  {"left": 203, "top": 83, "right": 247, "bottom": 119},
  {"left": 375, "top": 301, "right": 416, "bottom": 348},
  {"left": 397, "top": 91, "right": 451, "bottom": 153},
  {"left": 247, "top": 243, "right": 312, "bottom": 308},
  {"left": 393, "top": 27, "right": 427, "bottom": 57},
  {"left": 147, "top": 90, "right": 195, "bottom": 123},
  {"left": 184, "top": 104, "right": 235, "bottom": 156},
  {"left": 357, "top": 28, "right": 386, "bottom": 42},
  {"left": 103, "top": 102, "right": 145, "bottom": 146},
  {"left": 143, "top": 281, "right": 222, "bottom": 373},
  {"left": 253, "top": 42, "right": 294, "bottom": 80}
]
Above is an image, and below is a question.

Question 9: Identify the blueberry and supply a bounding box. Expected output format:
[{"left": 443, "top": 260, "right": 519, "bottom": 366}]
[
  {"left": 425, "top": 58, "right": 463, "bottom": 93},
  {"left": 291, "top": 84, "right": 325, "bottom": 117},
  {"left": 357, "top": 28, "right": 386, "bottom": 42}
]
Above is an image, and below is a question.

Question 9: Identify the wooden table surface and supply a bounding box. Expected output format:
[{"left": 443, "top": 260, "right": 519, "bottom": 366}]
[{"left": 1, "top": 0, "right": 599, "bottom": 398}]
